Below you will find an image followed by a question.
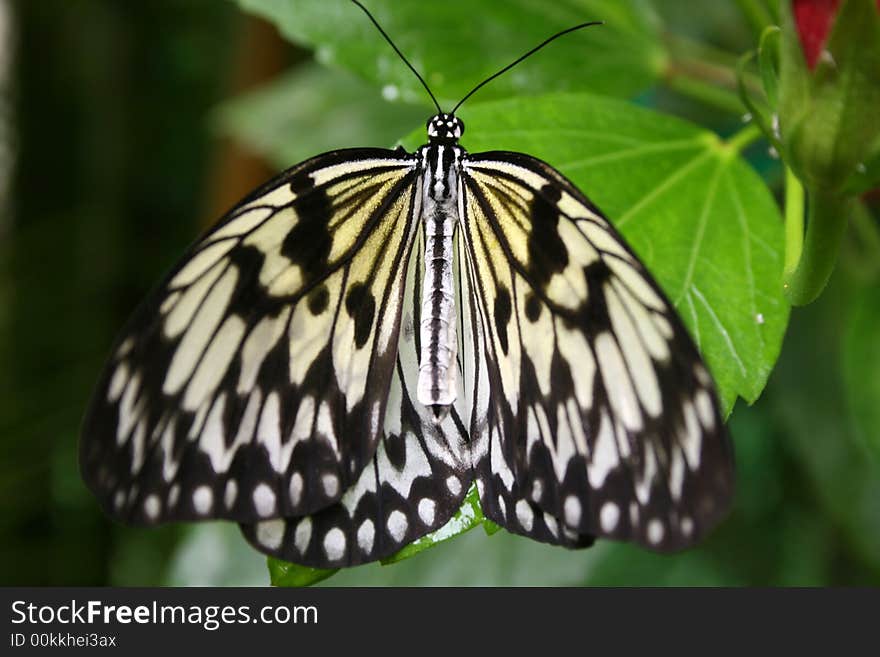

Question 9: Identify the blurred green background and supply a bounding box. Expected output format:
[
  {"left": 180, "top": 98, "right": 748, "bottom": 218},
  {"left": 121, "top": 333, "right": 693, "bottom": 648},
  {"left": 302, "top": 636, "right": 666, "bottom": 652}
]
[{"left": 1, "top": 0, "right": 878, "bottom": 586}]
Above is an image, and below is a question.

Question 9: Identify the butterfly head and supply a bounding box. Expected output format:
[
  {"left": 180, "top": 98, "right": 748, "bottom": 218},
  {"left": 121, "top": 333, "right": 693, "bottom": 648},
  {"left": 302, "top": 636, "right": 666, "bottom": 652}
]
[{"left": 427, "top": 113, "right": 464, "bottom": 143}]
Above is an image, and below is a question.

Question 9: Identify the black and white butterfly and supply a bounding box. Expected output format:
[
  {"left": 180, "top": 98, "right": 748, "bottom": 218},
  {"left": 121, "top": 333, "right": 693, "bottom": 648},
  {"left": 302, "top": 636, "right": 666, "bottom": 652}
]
[{"left": 79, "top": 1, "right": 733, "bottom": 569}]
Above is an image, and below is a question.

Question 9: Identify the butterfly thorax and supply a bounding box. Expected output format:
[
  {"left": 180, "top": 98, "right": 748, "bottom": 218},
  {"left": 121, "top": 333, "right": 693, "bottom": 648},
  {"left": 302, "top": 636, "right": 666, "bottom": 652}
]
[{"left": 416, "top": 136, "right": 465, "bottom": 420}]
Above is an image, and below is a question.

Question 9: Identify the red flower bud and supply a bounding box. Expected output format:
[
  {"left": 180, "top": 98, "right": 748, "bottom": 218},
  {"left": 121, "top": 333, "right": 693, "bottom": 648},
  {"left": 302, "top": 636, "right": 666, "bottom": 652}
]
[
  {"left": 793, "top": 0, "right": 841, "bottom": 69},
  {"left": 793, "top": 0, "right": 880, "bottom": 69}
]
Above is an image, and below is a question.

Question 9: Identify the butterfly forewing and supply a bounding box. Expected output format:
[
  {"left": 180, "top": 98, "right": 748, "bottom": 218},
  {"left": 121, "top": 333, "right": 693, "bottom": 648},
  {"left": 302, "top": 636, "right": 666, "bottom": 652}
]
[
  {"left": 241, "top": 232, "right": 473, "bottom": 567},
  {"left": 459, "top": 151, "right": 734, "bottom": 551},
  {"left": 80, "top": 148, "right": 421, "bottom": 527}
]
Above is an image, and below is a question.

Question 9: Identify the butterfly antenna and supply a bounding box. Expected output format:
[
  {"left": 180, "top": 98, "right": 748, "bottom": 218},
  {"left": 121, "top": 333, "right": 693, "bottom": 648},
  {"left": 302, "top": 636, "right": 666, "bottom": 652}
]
[
  {"left": 350, "top": 0, "right": 443, "bottom": 114},
  {"left": 451, "top": 21, "right": 603, "bottom": 114}
]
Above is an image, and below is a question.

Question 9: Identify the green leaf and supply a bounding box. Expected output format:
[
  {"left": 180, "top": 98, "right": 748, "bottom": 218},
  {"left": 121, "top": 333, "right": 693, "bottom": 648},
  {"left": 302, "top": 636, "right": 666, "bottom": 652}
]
[
  {"left": 212, "top": 63, "right": 427, "bottom": 168},
  {"left": 268, "top": 559, "right": 339, "bottom": 587},
  {"left": 404, "top": 92, "right": 788, "bottom": 413},
  {"left": 236, "top": 0, "right": 665, "bottom": 106},
  {"left": 843, "top": 284, "right": 880, "bottom": 460}
]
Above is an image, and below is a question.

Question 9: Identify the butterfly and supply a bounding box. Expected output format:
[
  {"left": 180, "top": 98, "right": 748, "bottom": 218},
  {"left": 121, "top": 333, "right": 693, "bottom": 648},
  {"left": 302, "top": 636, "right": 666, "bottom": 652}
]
[{"left": 79, "top": 0, "right": 734, "bottom": 569}]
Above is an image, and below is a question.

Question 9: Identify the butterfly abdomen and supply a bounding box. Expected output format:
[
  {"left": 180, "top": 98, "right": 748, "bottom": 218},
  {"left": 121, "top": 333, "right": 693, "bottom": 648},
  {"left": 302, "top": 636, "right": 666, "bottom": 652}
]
[{"left": 417, "top": 144, "right": 463, "bottom": 415}]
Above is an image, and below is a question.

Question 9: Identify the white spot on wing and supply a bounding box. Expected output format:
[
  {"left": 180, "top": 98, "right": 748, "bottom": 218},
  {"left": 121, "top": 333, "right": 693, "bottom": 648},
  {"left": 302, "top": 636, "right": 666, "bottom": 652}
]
[
  {"left": 387, "top": 509, "right": 408, "bottom": 542},
  {"left": 418, "top": 498, "right": 436, "bottom": 525},
  {"left": 515, "top": 499, "right": 534, "bottom": 531},
  {"left": 323, "top": 527, "right": 346, "bottom": 561},
  {"left": 256, "top": 519, "right": 284, "bottom": 550},
  {"left": 694, "top": 363, "right": 711, "bottom": 386},
  {"left": 193, "top": 486, "right": 213, "bottom": 515},
  {"left": 294, "top": 518, "right": 312, "bottom": 554},
  {"left": 357, "top": 519, "right": 375, "bottom": 553},
  {"left": 600, "top": 501, "right": 619, "bottom": 532},
  {"left": 681, "top": 516, "right": 694, "bottom": 537},
  {"left": 564, "top": 495, "right": 582, "bottom": 527},
  {"left": 322, "top": 473, "right": 339, "bottom": 497},
  {"left": 531, "top": 478, "right": 543, "bottom": 501},
  {"left": 168, "top": 484, "right": 180, "bottom": 508},
  {"left": 695, "top": 389, "right": 715, "bottom": 429},
  {"left": 543, "top": 512, "right": 559, "bottom": 538},
  {"left": 288, "top": 472, "right": 303, "bottom": 506},
  {"left": 647, "top": 518, "right": 664, "bottom": 545},
  {"left": 144, "top": 494, "right": 160, "bottom": 520},
  {"left": 253, "top": 482, "right": 276, "bottom": 517},
  {"left": 224, "top": 479, "right": 238, "bottom": 509}
]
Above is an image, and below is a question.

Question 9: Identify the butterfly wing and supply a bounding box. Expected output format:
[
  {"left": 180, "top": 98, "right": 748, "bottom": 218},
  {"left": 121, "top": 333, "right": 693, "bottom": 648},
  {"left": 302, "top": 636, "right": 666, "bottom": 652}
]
[
  {"left": 80, "top": 148, "right": 422, "bottom": 526},
  {"left": 457, "top": 218, "right": 591, "bottom": 549},
  {"left": 241, "top": 235, "right": 473, "bottom": 567},
  {"left": 459, "top": 151, "right": 734, "bottom": 551}
]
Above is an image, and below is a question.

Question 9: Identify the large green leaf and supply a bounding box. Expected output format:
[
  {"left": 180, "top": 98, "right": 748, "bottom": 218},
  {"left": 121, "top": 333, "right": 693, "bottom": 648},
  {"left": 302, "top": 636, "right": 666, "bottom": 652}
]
[
  {"left": 269, "top": 92, "right": 788, "bottom": 585},
  {"left": 236, "top": 0, "right": 664, "bottom": 106},
  {"left": 406, "top": 93, "right": 789, "bottom": 413}
]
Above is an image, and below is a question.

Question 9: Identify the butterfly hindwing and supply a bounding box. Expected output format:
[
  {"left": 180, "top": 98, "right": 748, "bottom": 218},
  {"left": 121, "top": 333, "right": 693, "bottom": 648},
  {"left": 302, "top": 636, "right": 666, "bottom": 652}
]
[
  {"left": 241, "top": 235, "right": 473, "bottom": 567},
  {"left": 459, "top": 151, "right": 734, "bottom": 551},
  {"left": 80, "top": 148, "right": 422, "bottom": 527}
]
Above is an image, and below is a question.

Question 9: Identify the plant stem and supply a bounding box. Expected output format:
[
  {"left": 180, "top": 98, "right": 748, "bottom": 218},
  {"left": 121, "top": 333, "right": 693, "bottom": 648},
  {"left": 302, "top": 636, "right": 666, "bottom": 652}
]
[
  {"left": 735, "top": 0, "right": 776, "bottom": 35},
  {"left": 783, "top": 166, "right": 805, "bottom": 275},
  {"left": 783, "top": 185, "right": 854, "bottom": 305},
  {"left": 725, "top": 123, "right": 763, "bottom": 154},
  {"left": 663, "top": 32, "right": 763, "bottom": 116},
  {"left": 666, "top": 74, "right": 746, "bottom": 115}
]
